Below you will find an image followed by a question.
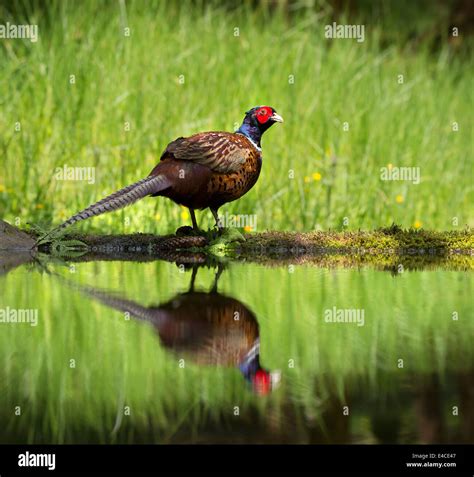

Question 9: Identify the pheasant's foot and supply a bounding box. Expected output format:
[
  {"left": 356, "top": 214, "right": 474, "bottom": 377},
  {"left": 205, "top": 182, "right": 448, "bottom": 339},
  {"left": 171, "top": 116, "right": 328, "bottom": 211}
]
[{"left": 176, "top": 225, "right": 197, "bottom": 236}]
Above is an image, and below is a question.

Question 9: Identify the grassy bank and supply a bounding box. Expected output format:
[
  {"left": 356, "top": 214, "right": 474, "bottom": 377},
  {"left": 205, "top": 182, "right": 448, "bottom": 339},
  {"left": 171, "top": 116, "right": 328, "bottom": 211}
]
[{"left": 3, "top": 221, "right": 470, "bottom": 271}]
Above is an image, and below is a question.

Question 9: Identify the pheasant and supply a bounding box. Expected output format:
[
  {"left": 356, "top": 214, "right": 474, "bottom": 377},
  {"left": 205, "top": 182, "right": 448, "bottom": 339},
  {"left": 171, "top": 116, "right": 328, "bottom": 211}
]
[
  {"left": 56, "top": 267, "right": 280, "bottom": 395},
  {"left": 43, "top": 106, "right": 282, "bottom": 238}
]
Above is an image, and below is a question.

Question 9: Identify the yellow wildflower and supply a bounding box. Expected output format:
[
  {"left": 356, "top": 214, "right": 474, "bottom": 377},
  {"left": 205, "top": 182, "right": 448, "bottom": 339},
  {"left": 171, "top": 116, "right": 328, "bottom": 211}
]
[
  {"left": 0, "top": 184, "right": 5, "bottom": 192},
  {"left": 304, "top": 176, "right": 311, "bottom": 183},
  {"left": 35, "top": 204, "right": 45, "bottom": 209},
  {"left": 312, "top": 172, "right": 322, "bottom": 181},
  {"left": 395, "top": 195, "right": 404, "bottom": 204},
  {"left": 244, "top": 225, "right": 253, "bottom": 232},
  {"left": 388, "top": 163, "right": 393, "bottom": 170},
  {"left": 154, "top": 213, "right": 161, "bottom": 221},
  {"left": 180, "top": 209, "right": 189, "bottom": 220},
  {"left": 414, "top": 220, "right": 422, "bottom": 229}
]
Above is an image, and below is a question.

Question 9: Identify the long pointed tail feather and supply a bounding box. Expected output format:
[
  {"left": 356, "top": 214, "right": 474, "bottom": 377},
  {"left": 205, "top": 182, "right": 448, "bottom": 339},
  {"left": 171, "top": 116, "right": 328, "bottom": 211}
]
[
  {"left": 36, "top": 174, "right": 170, "bottom": 245},
  {"left": 51, "top": 272, "right": 162, "bottom": 323}
]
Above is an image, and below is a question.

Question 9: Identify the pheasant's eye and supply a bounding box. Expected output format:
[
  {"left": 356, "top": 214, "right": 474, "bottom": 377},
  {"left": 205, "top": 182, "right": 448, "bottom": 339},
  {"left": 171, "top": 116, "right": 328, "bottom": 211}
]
[{"left": 259, "top": 109, "right": 266, "bottom": 115}]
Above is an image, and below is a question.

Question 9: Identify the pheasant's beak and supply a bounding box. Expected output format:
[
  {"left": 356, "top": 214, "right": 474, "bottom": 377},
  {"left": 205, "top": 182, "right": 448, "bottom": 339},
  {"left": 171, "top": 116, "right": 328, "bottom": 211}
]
[
  {"left": 270, "top": 112, "right": 284, "bottom": 123},
  {"left": 270, "top": 370, "right": 282, "bottom": 389}
]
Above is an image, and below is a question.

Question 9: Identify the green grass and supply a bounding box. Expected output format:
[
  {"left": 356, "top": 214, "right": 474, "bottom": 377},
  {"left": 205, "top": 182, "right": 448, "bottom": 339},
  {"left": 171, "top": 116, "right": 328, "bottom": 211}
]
[{"left": 0, "top": 1, "right": 472, "bottom": 234}]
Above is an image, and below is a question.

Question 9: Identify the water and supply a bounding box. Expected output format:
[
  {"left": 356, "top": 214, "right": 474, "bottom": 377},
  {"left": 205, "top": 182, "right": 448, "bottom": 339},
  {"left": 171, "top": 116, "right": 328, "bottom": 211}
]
[{"left": 0, "top": 256, "right": 472, "bottom": 444}]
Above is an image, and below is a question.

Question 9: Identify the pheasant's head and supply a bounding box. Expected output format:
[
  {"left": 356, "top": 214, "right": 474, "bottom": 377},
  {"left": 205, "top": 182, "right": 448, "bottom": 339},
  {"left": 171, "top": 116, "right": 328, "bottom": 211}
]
[
  {"left": 252, "top": 369, "right": 282, "bottom": 395},
  {"left": 236, "top": 105, "right": 283, "bottom": 147},
  {"left": 246, "top": 105, "right": 283, "bottom": 130}
]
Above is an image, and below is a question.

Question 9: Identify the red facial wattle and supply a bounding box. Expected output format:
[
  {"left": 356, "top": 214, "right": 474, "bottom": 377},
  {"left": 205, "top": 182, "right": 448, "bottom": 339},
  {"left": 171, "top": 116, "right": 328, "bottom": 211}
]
[
  {"left": 255, "top": 106, "right": 272, "bottom": 124},
  {"left": 253, "top": 369, "right": 271, "bottom": 394}
]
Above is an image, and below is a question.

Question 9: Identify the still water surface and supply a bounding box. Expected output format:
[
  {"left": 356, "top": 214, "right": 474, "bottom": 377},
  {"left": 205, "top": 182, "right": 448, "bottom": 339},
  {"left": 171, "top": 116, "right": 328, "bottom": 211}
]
[{"left": 0, "top": 257, "right": 472, "bottom": 443}]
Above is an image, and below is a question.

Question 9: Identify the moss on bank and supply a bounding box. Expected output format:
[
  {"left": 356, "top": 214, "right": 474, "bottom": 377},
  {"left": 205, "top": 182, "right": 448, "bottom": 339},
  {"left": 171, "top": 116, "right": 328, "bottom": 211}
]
[
  {"left": 1, "top": 220, "right": 472, "bottom": 271},
  {"left": 232, "top": 226, "right": 473, "bottom": 271},
  {"left": 237, "top": 226, "right": 473, "bottom": 253},
  {"left": 33, "top": 225, "right": 474, "bottom": 271}
]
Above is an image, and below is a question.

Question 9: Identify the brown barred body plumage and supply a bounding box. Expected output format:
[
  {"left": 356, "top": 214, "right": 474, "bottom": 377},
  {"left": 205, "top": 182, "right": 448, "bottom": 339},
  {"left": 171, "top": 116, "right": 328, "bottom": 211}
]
[{"left": 152, "top": 132, "right": 263, "bottom": 212}]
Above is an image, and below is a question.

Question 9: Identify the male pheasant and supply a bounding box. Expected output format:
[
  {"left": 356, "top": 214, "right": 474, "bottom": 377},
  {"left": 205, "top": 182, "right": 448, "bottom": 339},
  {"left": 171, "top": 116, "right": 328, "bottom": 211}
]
[
  {"left": 56, "top": 269, "right": 280, "bottom": 395},
  {"left": 47, "top": 106, "right": 282, "bottom": 235}
]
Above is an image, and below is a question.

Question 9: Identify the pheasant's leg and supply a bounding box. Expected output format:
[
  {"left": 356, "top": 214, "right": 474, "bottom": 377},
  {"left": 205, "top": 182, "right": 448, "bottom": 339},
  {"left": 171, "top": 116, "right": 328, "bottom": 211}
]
[
  {"left": 211, "top": 265, "right": 224, "bottom": 293},
  {"left": 189, "top": 265, "right": 198, "bottom": 292},
  {"left": 189, "top": 208, "right": 199, "bottom": 231},
  {"left": 211, "top": 208, "right": 222, "bottom": 229}
]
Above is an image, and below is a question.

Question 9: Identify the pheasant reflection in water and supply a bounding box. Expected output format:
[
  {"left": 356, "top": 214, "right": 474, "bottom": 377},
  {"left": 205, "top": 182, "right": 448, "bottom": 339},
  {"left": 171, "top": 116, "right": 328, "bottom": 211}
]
[{"left": 60, "top": 266, "right": 281, "bottom": 395}]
